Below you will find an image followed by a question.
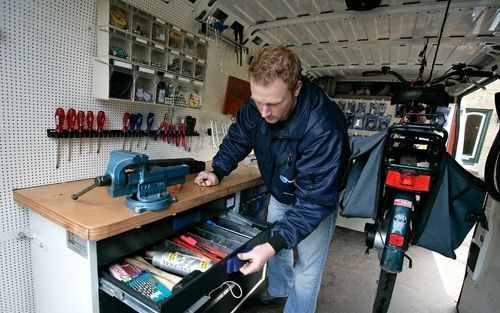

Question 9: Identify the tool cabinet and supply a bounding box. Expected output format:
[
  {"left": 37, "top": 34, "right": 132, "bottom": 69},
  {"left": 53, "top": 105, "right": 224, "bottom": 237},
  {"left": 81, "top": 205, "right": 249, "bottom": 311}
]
[
  {"left": 13, "top": 166, "right": 264, "bottom": 313},
  {"left": 98, "top": 195, "right": 270, "bottom": 313}
]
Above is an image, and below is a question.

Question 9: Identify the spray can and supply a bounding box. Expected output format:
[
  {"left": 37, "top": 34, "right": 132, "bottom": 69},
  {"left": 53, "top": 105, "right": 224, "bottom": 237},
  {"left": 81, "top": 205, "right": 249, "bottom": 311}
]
[{"left": 151, "top": 251, "right": 213, "bottom": 276}]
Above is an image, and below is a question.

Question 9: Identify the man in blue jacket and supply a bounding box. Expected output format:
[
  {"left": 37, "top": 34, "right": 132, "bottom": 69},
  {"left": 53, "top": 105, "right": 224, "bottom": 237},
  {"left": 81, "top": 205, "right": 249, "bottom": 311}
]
[{"left": 194, "top": 45, "right": 348, "bottom": 313}]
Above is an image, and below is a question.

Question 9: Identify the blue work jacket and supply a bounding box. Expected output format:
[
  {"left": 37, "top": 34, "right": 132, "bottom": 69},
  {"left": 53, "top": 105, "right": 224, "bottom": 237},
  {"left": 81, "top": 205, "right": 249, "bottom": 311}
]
[{"left": 212, "top": 79, "right": 348, "bottom": 250}]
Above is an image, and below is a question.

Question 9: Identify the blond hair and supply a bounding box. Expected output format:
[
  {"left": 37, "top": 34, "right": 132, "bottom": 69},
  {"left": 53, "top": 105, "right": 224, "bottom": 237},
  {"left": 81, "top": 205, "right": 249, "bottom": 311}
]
[{"left": 248, "top": 45, "right": 302, "bottom": 90}]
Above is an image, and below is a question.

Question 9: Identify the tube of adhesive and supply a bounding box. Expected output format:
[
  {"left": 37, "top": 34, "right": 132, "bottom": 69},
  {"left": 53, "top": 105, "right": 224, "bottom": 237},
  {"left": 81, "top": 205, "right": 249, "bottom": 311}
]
[{"left": 151, "top": 251, "right": 213, "bottom": 277}]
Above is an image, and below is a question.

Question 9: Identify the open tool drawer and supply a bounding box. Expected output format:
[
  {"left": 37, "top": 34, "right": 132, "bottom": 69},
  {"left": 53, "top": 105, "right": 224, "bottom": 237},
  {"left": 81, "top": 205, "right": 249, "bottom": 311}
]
[{"left": 97, "top": 194, "right": 270, "bottom": 313}]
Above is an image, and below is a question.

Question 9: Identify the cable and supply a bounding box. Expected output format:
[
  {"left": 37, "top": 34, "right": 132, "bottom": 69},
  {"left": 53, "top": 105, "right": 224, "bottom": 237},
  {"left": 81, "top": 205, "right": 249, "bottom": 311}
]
[
  {"left": 208, "top": 280, "right": 243, "bottom": 299},
  {"left": 427, "top": 0, "right": 452, "bottom": 83}
]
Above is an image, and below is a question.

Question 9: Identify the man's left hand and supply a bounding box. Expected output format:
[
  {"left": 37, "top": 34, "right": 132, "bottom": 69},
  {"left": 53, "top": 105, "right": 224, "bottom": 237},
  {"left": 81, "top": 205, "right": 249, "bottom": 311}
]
[{"left": 237, "top": 243, "right": 276, "bottom": 275}]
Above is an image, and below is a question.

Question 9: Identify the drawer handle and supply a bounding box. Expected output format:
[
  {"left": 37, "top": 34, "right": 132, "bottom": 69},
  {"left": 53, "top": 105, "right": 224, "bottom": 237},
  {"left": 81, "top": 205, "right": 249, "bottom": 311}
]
[
  {"left": 225, "top": 246, "right": 251, "bottom": 274},
  {"left": 172, "top": 270, "right": 202, "bottom": 293}
]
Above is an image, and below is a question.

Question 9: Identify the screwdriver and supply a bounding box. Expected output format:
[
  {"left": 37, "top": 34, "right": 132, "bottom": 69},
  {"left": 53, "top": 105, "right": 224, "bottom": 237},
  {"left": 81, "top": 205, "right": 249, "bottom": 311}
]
[
  {"left": 77, "top": 111, "right": 85, "bottom": 155},
  {"left": 144, "top": 112, "right": 154, "bottom": 150},
  {"left": 67, "top": 108, "right": 76, "bottom": 162},
  {"left": 96, "top": 111, "right": 106, "bottom": 153},
  {"left": 86, "top": 111, "right": 94, "bottom": 153},
  {"left": 128, "top": 113, "right": 137, "bottom": 151},
  {"left": 55, "top": 108, "right": 65, "bottom": 169},
  {"left": 135, "top": 113, "right": 143, "bottom": 148},
  {"left": 122, "top": 112, "right": 130, "bottom": 150}
]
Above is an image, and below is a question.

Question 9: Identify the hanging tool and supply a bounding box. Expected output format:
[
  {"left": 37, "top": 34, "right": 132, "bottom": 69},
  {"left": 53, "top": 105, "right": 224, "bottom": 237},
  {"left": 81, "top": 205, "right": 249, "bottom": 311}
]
[
  {"left": 167, "top": 123, "right": 176, "bottom": 144},
  {"left": 122, "top": 112, "right": 130, "bottom": 150},
  {"left": 210, "top": 119, "right": 216, "bottom": 149},
  {"left": 135, "top": 113, "right": 143, "bottom": 148},
  {"left": 96, "top": 111, "right": 106, "bottom": 153},
  {"left": 67, "top": 108, "right": 76, "bottom": 162},
  {"left": 129, "top": 113, "right": 137, "bottom": 151},
  {"left": 185, "top": 116, "right": 196, "bottom": 152},
  {"left": 156, "top": 113, "right": 168, "bottom": 142},
  {"left": 86, "top": 111, "right": 94, "bottom": 154},
  {"left": 176, "top": 118, "right": 186, "bottom": 148},
  {"left": 77, "top": 111, "right": 85, "bottom": 155},
  {"left": 231, "top": 22, "right": 244, "bottom": 66},
  {"left": 144, "top": 112, "right": 154, "bottom": 150},
  {"left": 54, "top": 108, "right": 65, "bottom": 169},
  {"left": 214, "top": 120, "right": 220, "bottom": 147}
]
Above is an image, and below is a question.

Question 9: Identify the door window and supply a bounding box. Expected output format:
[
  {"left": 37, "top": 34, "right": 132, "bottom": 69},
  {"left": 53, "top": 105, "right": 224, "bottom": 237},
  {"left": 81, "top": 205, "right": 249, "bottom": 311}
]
[{"left": 462, "top": 109, "right": 492, "bottom": 165}]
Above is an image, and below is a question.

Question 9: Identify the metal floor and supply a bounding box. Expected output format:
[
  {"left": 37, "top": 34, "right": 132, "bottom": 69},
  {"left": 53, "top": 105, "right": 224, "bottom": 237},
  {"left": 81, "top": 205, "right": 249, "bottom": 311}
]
[{"left": 238, "top": 227, "right": 468, "bottom": 313}]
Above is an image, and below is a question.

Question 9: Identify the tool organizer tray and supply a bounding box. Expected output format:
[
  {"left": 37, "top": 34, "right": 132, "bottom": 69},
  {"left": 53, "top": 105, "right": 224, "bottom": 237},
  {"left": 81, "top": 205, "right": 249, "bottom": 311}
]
[{"left": 98, "top": 194, "right": 270, "bottom": 313}]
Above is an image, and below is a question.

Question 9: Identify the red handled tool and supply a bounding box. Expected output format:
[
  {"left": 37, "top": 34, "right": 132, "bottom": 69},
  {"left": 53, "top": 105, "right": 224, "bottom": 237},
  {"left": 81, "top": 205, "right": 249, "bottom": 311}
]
[
  {"left": 177, "top": 119, "right": 186, "bottom": 148},
  {"left": 86, "top": 111, "right": 94, "bottom": 153},
  {"left": 167, "top": 124, "right": 176, "bottom": 144},
  {"left": 55, "top": 108, "right": 65, "bottom": 169},
  {"left": 122, "top": 112, "right": 130, "bottom": 150},
  {"left": 96, "top": 111, "right": 105, "bottom": 153},
  {"left": 77, "top": 111, "right": 85, "bottom": 155},
  {"left": 67, "top": 108, "right": 76, "bottom": 162}
]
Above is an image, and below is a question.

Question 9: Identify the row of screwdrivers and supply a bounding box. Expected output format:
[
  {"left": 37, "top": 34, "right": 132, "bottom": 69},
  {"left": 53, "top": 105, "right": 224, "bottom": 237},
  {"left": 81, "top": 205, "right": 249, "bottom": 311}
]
[
  {"left": 120, "top": 112, "right": 197, "bottom": 152},
  {"left": 53, "top": 108, "right": 198, "bottom": 168},
  {"left": 152, "top": 113, "right": 197, "bottom": 152},
  {"left": 54, "top": 108, "right": 106, "bottom": 168}
]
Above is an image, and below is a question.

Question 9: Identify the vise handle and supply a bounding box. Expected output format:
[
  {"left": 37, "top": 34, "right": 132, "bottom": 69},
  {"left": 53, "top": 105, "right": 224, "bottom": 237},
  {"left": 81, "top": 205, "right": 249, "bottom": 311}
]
[{"left": 71, "top": 175, "right": 112, "bottom": 200}]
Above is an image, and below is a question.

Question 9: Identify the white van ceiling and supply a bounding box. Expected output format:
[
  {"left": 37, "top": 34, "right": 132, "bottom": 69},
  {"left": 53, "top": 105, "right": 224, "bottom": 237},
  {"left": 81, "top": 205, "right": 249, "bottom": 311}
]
[{"left": 194, "top": 0, "right": 500, "bottom": 86}]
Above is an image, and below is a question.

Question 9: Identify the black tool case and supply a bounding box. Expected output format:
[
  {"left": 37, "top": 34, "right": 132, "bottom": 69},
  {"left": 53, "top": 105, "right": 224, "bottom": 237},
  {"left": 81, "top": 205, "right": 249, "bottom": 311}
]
[{"left": 97, "top": 194, "right": 270, "bottom": 313}]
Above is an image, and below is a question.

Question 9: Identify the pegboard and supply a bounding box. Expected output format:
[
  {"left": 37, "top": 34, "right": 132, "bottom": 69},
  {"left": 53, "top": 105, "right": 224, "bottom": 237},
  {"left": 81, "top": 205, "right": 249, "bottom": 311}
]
[{"left": 0, "top": 1, "right": 247, "bottom": 312}]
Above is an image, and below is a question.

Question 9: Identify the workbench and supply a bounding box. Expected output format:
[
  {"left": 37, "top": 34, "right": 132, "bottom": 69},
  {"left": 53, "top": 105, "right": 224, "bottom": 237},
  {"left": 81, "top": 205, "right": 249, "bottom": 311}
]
[{"left": 13, "top": 165, "right": 263, "bottom": 313}]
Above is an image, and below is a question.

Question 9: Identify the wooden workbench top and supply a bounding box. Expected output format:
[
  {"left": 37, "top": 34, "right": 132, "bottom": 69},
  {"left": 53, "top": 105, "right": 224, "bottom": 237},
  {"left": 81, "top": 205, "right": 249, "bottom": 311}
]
[{"left": 13, "top": 165, "right": 262, "bottom": 241}]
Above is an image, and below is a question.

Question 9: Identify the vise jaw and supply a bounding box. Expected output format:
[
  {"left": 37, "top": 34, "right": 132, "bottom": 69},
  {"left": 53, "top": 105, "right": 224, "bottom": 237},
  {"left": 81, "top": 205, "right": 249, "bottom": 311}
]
[{"left": 105, "top": 150, "right": 189, "bottom": 213}]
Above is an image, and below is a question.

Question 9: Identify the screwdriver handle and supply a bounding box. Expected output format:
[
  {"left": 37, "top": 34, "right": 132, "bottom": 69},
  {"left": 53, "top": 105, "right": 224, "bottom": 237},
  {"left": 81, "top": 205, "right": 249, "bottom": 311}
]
[
  {"left": 146, "top": 112, "right": 154, "bottom": 132},
  {"left": 96, "top": 111, "right": 106, "bottom": 154},
  {"left": 97, "top": 111, "right": 106, "bottom": 133},
  {"left": 86, "top": 111, "right": 94, "bottom": 133},
  {"left": 67, "top": 108, "right": 76, "bottom": 161},
  {"left": 136, "top": 113, "right": 143, "bottom": 131},
  {"left": 77, "top": 111, "right": 85, "bottom": 154},
  {"left": 129, "top": 114, "right": 137, "bottom": 151},
  {"left": 136, "top": 113, "right": 143, "bottom": 147},
  {"left": 86, "top": 111, "right": 94, "bottom": 154},
  {"left": 122, "top": 112, "right": 130, "bottom": 150},
  {"left": 55, "top": 108, "right": 65, "bottom": 135},
  {"left": 77, "top": 111, "right": 85, "bottom": 132},
  {"left": 67, "top": 109, "right": 76, "bottom": 134},
  {"left": 122, "top": 112, "right": 130, "bottom": 133},
  {"left": 144, "top": 112, "right": 154, "bottom": 150},
  {"left": 129, "top": 113, "right": 137, "bottom": 132}
]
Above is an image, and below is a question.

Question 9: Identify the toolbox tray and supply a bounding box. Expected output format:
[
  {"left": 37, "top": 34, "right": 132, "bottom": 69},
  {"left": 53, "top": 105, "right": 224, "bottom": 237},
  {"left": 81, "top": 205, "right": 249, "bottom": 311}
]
[{"left": 98, "top": 194, "right": 270, "bottom": 313}]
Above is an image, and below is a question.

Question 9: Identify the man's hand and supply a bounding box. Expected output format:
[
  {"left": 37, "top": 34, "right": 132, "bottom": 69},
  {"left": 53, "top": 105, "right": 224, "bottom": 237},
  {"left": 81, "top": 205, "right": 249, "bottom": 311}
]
[
  {"left": 194, "top": 171, "right": 219, "bottom": 186},
  {"left": 237, "top": 243, "right": 276, "bottom": 275}
]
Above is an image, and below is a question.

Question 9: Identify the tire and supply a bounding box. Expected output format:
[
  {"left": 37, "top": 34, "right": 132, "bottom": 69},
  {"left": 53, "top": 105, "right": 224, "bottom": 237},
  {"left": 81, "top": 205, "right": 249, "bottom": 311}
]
[{"left": 372, "top": 269, "right": 397, "bottom": 313}]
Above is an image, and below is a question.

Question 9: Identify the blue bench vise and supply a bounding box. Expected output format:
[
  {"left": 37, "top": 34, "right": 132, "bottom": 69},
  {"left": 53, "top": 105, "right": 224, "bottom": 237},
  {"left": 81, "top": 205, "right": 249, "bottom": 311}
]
[{"left": 71, "top": 150, "right": 190, "bottom": 213}]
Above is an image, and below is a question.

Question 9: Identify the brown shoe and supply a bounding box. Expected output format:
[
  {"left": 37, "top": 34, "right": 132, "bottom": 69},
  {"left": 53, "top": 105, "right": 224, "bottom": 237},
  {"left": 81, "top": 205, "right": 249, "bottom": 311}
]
[{"left": 258, "top": 290, "right": 287, "bottom": 305}]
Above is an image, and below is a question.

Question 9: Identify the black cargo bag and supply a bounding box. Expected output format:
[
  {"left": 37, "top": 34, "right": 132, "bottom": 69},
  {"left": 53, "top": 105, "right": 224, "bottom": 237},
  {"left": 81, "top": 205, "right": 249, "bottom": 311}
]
[
  {"left": 413, "top": 154, "right": 487, "bottom": 259},
  {"left": 340, "top": 131, "right": 387, "bottom": 219}
]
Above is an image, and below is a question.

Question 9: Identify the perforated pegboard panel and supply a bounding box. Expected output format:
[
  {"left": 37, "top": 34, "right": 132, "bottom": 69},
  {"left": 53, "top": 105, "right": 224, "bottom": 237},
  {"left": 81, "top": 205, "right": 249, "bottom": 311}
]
[{"left": 0, "top": 1, "right": 246, "bottom": 312}]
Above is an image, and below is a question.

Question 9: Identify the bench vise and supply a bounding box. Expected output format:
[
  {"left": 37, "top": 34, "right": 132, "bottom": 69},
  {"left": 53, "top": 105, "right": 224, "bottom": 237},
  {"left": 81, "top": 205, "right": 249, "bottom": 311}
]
[{"left": 71, "top": 150, "right": 190, "bottom": 213}]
